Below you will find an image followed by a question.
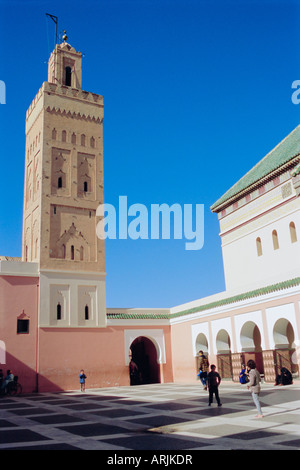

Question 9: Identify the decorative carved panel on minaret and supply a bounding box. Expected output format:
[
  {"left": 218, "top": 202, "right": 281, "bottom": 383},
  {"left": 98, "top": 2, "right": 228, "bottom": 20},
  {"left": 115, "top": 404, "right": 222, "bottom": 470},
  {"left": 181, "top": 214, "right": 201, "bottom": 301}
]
[
  {"left": 50, "top": 206, "right": 96, "bottom": 262},
  {"left": 51, "top": 147, "right": 71, "bottom": 196}
]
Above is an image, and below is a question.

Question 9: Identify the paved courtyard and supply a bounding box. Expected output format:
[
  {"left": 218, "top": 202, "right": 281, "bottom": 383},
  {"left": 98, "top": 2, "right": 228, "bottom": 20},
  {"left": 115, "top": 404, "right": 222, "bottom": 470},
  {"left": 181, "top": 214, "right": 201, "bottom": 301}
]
[{"left": 0, "top": 380, "right": 300, "bottom": 451}]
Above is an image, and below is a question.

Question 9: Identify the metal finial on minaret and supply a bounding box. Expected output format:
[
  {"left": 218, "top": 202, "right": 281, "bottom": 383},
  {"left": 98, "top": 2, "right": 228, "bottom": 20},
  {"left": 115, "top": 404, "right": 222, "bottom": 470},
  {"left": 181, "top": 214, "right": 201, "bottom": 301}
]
[{"left": 62, "top": 30, "right": 68, "bottom": 42}]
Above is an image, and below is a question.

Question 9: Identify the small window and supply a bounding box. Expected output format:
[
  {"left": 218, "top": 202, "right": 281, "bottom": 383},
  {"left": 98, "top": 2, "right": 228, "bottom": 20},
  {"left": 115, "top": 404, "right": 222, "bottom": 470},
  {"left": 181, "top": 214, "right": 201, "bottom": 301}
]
[
  {"left": 80, "top": 246, "right": 84, "bottom": 261},
  {"left": 57, "top": 303, "right": 62, "bottom": 320},
  {"left": 53, "top": 206, "right": 56, "bottom": 214},
  {"left": 85, "top": 305, "right": 89, "bottom": 320},
  {"left": 83, "top": 181, "right": 88, "bottom": 192},
  {"left": 272, "top": 230, "right": 279, "bottom": 250},
  {"left": 81, "top": 134, "right": 86, "bottom": 146},
  {"left": 290, "top": 222, "right": 297, "bottom": 243},
  {"left": 17, "top": 319, "right": 29, "bottom": 334},
  {"left": 65, "top": 66, "right": 72, "bottom": 86},
  {"left": 256, "top": 237, "right": 262, "bottom": 257},
  {"left": 62, "top": 244, "right": 66, "bottom": 259},
  {"left": 71, "top": 132, "right": 76, "bottom": 144},
  {"left": 58, "top": 176, "right": 62, "bottom": 188},
  {"left": 71, "top": 245, "right": 75, "bottom": 260},
  {"left": 62, "top": 130, "right": 67, "bottom": 142}
]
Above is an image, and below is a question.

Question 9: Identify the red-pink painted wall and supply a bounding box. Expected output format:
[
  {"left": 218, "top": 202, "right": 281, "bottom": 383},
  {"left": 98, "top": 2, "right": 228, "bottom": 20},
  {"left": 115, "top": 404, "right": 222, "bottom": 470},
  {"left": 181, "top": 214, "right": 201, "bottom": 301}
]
[
  {"left": 171, "top": 320, "right": 198, "bottom": 383},
  {"left": 0, "top": 276, "right": 39, "bottom": 393},
  {"left": 37, "top": 325, "right": 174, "bottom": 392},
  {"left": 1, "top": 274, "right": 174, "bottom": 393}
]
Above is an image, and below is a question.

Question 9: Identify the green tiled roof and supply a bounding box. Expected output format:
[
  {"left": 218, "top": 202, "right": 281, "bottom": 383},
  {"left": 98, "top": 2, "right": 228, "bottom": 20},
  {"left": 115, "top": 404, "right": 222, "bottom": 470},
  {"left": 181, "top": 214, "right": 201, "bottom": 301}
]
[
  {"left": 211, "top": 125, "right": 300, "bottom": 212},
  {"left": 106, "top": 277, "right": 300, "bottom": 320},
  {"left": 106, "top": 312, "right": 170, "bottom": 320},
  {"left": 170, "top": 277, "right": 300, "bottom": 319}
]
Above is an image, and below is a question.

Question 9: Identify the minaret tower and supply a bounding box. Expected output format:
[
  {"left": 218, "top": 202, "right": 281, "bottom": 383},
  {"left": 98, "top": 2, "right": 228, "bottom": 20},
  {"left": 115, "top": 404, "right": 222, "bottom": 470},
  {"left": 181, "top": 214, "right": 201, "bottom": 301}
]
[{"left": 22, "top": 33, "right": 106, "bottom": 327}]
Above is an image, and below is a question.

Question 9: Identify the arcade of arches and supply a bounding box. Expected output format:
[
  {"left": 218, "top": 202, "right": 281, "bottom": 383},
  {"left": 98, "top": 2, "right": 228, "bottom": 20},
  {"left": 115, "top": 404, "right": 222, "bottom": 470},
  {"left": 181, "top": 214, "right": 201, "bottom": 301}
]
[{"left": 195, "top": 319, "right": 298, "bottom": 382}]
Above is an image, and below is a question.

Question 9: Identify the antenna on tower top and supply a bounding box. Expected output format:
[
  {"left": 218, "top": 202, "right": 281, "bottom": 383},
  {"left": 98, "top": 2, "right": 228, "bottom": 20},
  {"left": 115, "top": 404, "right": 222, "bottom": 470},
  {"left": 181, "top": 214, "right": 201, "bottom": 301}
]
[{"left": 45, "top": 13, "right": 58, "bottom": 49}]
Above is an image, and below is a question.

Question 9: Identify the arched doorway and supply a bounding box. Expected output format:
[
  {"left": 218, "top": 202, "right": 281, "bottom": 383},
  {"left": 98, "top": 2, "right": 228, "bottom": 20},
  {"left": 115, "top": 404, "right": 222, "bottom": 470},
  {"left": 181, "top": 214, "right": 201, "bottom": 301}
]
[
  {"left": 130, "top": 336, "right": 160, "bottom": 385},
  {"left": 240, "top": 321, "right": 264, "bottom": 374},
  {"left": 273, "top": 318, "right": 298, "bottom": 376},
  {"left": 216, "top": 329, "right": 232, "bottom": 378}
]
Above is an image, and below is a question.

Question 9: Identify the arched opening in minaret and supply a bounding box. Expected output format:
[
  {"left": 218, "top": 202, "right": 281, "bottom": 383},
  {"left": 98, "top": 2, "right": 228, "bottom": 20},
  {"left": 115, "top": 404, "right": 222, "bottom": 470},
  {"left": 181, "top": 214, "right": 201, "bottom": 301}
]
[
  {"left": 65, "top": 66, "right": 72, "bottom": 86},
  {"left": 57, "top": 303, "right": 62, "bottom": 320},
  {"left": 85, "top": 305, "right": 89, "bottom": 320}
]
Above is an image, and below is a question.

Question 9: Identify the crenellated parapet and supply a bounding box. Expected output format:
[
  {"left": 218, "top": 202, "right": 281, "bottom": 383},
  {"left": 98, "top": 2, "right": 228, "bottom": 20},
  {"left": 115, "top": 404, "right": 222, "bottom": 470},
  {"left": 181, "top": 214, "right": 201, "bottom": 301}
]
[{"left": 26, "top": 82, "right": 103, "bottom": 133}]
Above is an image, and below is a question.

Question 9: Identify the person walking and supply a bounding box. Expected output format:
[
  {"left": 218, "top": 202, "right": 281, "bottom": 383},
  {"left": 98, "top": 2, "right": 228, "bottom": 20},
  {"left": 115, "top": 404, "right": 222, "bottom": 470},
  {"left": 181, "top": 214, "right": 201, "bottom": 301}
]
[
  {"left": 207, "top": 364, "right": 222, "bottom": 406},
  {"left": 247, "top": 359, "right": 263, "bottom": 418},
  {"left": 198, "top": 350, "right": 209, "bottom": 390}
]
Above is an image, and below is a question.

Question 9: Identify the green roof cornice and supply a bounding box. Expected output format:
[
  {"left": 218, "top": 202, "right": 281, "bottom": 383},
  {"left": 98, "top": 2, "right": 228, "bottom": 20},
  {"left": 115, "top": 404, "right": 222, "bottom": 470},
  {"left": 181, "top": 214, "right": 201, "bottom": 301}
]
[
  {"left": 106, "top": 277, "right": 300, "bottom": 321},
  {"left": 106, "top": 312, "right": 170, "bottom": 320},
  {"left": 171, "top": 277, "right": 300, "bottom": 319}
]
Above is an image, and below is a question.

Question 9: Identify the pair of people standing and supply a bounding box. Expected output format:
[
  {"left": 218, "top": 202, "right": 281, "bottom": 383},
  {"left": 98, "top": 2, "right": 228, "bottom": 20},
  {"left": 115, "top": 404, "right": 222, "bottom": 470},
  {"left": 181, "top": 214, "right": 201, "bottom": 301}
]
[
  {"left": 198, "top": 353, "right": 263, "bottom": 416},
  {"left": 198, "top": 352, "right": 222, "bottom": 406}
]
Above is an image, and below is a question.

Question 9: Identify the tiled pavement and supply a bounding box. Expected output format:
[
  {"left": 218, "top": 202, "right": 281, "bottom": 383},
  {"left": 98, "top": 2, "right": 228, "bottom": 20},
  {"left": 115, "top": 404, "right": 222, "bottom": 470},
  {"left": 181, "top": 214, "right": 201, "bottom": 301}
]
[{"left": 0, "top": 381, "right": 300, "bottom": 451}]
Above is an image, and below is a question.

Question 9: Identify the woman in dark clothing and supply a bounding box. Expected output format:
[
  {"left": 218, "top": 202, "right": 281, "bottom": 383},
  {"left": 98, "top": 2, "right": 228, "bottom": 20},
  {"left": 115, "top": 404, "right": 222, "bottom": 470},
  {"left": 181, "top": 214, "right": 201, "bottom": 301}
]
[{"left": 275, "top": 367, "right": 293, "bottom": 386}]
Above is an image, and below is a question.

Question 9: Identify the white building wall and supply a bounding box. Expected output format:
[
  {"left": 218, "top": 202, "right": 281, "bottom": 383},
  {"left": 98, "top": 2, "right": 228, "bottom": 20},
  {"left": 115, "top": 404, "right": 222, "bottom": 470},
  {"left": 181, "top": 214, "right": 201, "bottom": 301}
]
[
  {"left": 220, "top": 178, "right": 300, "bottom": 293},
  {"left": 39, "top": 270, "right": 106, "bottom": 327},
  {"left": 265, "top": 303, "right": 299, "bottom": 349}
]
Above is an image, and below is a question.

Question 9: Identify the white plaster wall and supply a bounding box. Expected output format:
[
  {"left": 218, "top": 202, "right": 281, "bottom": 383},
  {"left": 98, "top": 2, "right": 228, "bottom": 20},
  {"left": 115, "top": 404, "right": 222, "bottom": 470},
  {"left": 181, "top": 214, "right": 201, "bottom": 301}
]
[
  {"left": 222, "top": 199, "right": 300, "bottom": 292},
  {"left": 265, "top": 303, "right": 298, "bottom": 349},
  {"left": 234, "top": 310, "right": 266, "bottom": 352},
  {"left": 0, "top": 260, "right": 38, "bottom": 276},
  {"left": 39, "top": 270, "right": 106, "bottom": 327},
  {"left": 211, "top": 317, "right": 233, "bottom": 354},
  {"left": 191, "top": 322, "right": 209, "bottom": 356},
  {"left": 49, "top": 284, "right": 70, "bottom": 326},
  {"left": 0, "top": 340, "right": 6, "bottom": 364}
]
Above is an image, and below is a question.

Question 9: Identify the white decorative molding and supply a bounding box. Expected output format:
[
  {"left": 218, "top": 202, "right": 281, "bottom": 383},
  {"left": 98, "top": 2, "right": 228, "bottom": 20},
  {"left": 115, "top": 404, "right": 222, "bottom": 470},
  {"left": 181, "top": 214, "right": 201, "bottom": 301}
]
[{"left": 124, "top": 329, "right": 166, "bottom": 365}]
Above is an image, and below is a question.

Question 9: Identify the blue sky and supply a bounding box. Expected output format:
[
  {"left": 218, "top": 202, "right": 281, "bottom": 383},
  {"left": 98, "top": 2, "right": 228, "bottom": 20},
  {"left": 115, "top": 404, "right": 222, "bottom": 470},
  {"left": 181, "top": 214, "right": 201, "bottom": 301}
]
[{"left": 0, "top": 0, "right": 300, "bottom": 308}]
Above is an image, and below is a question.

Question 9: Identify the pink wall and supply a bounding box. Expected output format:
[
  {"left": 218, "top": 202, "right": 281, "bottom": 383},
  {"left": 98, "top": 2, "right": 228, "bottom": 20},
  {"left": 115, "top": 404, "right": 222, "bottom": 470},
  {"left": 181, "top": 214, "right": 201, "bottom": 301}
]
[
  {"left": 0, "top": 275, "right": 39, "bottom": 393},
  {"left": 0, "top": 272, "right": 174, "bottom": 393},
  {"left": 38, "top": 325, "right": 174, "bottom": 392},
  {"left": 171, "top": 321, "right": 197, "bottom": 383}
]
